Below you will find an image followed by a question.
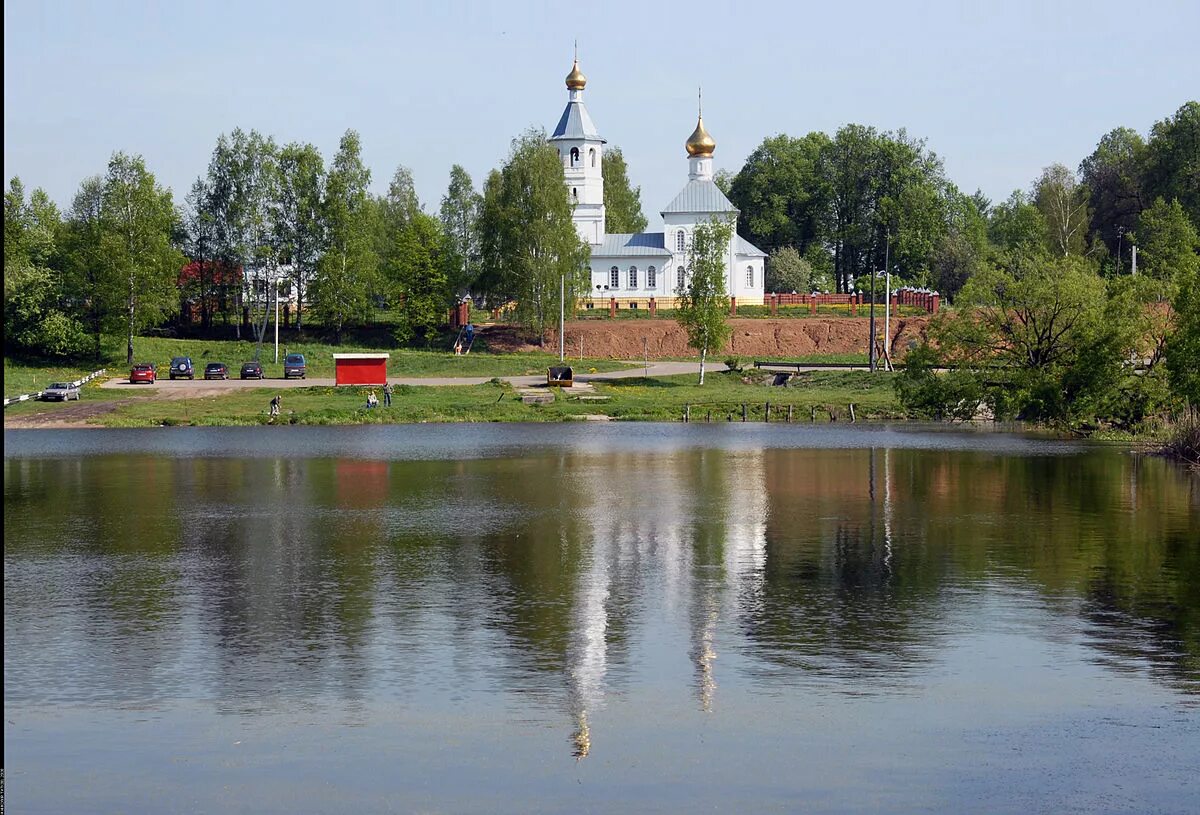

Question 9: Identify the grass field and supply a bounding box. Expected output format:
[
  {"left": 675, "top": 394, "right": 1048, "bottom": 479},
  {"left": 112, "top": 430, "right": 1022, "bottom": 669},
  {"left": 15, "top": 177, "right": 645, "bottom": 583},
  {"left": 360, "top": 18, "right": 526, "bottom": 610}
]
[{"left": 49, "top": 369, "right": 901, "bottom": 427}]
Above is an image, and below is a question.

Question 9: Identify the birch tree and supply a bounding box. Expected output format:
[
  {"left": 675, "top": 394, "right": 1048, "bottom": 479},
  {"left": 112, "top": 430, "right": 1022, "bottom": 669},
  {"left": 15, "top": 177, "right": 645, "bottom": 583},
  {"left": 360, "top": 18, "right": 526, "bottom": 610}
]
[{"left": 676, "top": 217, "right": 734, "bottom": 384}]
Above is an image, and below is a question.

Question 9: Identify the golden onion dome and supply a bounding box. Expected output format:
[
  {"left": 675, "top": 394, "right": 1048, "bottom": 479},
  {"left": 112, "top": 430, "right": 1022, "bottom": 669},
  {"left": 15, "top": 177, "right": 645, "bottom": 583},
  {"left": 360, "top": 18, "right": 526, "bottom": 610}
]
[
  {"left": 686, "top": 115, "right": 716, "bottom": 157},
  {"left": 565, "top": 59, "right": 587, "bottom": 90}
]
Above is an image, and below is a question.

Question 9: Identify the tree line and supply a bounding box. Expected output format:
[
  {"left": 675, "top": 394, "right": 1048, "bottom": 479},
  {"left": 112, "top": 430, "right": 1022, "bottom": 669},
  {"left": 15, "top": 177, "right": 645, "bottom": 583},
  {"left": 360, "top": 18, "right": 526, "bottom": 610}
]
[
  {"left": 729, "top": 102, "right": 1199, "bottom": 302},
  {"left": 5, "top": 126, "right": 654, "bottom": 360}
]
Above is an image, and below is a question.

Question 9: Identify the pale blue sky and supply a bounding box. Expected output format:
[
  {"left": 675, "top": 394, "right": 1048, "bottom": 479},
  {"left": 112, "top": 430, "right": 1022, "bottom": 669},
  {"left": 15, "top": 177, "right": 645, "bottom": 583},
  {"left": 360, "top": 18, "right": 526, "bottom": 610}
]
[{"left": 5, "top": 0, "right": 1198, "bottom": 229}]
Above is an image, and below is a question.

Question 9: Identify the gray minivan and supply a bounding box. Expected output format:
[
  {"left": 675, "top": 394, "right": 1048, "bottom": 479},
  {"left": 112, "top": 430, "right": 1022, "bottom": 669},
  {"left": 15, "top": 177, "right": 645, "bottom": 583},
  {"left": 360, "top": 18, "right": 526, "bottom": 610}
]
[{"left": 283, "top": 353, "right": 306, "bottom": 379}]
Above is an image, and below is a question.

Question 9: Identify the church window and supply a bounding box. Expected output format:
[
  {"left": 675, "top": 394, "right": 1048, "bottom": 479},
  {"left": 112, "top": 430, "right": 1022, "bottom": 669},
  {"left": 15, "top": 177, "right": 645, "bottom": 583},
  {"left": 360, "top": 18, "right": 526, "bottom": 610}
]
[
  {"left": 746, "top": 265, "right": 754, "bottom": 287},
  {"left": 648, "top": 266, "right": 656, "bottom": 288},
  {"left": 610, "top": 266, "right": 619, "bottom": 288},
  {"left": 589, "top": 148, "right": 596, "bottom": 167},
  {"left": 676, "top": 230, "right": 685, "bottom": 252},
  {"left": 629, "top": 266, "right": 638, "bottom": 288},
  {"left": 677, "top": 266, "right": 686, "bottom": 291},
  {"left": 570, "top": 148, "right": 579, "bottom": 166}
]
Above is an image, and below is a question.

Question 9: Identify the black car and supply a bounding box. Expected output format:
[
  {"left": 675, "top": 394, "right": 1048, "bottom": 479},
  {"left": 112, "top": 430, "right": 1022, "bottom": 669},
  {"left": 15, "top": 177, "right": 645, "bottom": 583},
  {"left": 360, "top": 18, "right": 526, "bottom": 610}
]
[
  {"left": 204, "top": 362, "right": 229, "bottom": 380},
  {"left": 240, "top": 361, "right": 264, "bottom": 380},
  {"left": 169, "top": 356, "right": 194, "bottom": 380},
  {"left": 283, "top": 353, "right": 306, "bottom": 379}
]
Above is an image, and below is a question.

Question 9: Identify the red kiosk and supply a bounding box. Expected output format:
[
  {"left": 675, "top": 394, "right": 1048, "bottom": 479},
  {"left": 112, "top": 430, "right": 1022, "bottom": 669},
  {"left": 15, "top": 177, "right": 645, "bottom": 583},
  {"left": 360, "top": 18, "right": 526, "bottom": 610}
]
[{"left": 333, "top": 353, "right": 390, "bottom": 386}]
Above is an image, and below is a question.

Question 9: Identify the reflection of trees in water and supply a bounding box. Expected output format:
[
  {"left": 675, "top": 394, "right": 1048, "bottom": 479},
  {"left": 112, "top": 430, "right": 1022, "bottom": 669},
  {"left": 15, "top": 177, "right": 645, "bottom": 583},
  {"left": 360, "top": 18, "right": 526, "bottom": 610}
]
[{"left": 750, "top": 448, "right": 1200, "bottom": 693}]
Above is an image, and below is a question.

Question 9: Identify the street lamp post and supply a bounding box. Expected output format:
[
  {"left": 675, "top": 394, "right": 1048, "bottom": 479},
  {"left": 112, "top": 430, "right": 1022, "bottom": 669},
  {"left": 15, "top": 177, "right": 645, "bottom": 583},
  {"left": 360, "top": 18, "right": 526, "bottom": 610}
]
[{"left": 1116, "top": 226, "right": 1125, "bottom": 275}]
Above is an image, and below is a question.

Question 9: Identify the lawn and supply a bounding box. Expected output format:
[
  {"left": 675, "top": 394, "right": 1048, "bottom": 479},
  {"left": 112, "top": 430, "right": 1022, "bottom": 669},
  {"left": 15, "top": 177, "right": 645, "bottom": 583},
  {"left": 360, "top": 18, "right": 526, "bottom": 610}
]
[{"left": 77, "top": 369, "right": 903, "bottom": 427}]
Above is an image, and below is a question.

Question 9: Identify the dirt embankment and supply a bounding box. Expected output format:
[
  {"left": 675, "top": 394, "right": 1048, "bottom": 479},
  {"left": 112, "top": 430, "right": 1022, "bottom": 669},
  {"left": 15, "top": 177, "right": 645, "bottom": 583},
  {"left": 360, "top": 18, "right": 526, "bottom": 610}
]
[{"left": 485, "top": 317, "right": 930, "bottom": 360}]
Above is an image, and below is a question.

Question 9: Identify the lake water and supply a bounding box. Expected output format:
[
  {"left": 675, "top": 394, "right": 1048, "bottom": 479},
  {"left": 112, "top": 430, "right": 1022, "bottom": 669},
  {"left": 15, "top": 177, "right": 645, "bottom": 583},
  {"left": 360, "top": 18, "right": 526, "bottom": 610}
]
[{"left": 4, "top": 424, "right": 1198, "bottom": 814}]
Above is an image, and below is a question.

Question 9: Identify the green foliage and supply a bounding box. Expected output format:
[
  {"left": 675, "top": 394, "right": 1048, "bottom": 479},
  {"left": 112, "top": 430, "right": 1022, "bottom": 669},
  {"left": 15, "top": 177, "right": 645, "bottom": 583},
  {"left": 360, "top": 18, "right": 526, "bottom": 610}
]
[
  {"left": 274, "top": 142, "right": 326, "bottom": 328},
  {"left": 765, "top": 246, "right": 813, "bottom": 293},
  {"left": 384, "top": 211, "right": 450, "bottom": 346},
  {"left": 1134, "top": 198, "right": 1200, "bottom": 281},
  {"left": 933, "top": 257, "right": 1153, "bottom": 423},
  {"left": 1079, "top": 127, "right": 1146, "bottom": 264},
  {"left": 1166, "top": 270, "right": 1200, "bottom": 405},
  {"left": 476, "top": 130, "right": 589, "bottom": 340},
  {"left": 894, "top": 344, "right": 983, "bottom": 421},
  {"left": 311, "top": 130, "right": 376, "bottom": 342},
  {"left": 676, "top": 217, "right": 734, "bottom": 384},
  {"left": 100, "top": 153, "right": 185, "bottom": 364},
  {"left": 1033, "top": 163, "right": 1091, "bottom": 257},
  {"left": 439, "top": 164, "right": 482, "bottom": 296},
  {"left": 728, "top": 132, "right": 829, "bottom": 256},
  {"left": 1141, "top": 102, "right": 1200, "bottom": 233},
  {"left": 601, "top": 146, "right": 647, "bottom": 234},
  {"left": 933, "top": 190, "right": 988, "bottom": 301},
  {"left": 4, "top": 178, "right": 91, "bottom": 357}
]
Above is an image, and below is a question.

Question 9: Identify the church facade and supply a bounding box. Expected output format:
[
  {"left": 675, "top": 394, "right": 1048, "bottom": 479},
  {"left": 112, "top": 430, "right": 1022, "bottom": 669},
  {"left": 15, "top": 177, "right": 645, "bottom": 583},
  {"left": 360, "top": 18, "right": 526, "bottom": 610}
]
[{"left": 549, "top": 58, "right": 766, "bottom": 309}]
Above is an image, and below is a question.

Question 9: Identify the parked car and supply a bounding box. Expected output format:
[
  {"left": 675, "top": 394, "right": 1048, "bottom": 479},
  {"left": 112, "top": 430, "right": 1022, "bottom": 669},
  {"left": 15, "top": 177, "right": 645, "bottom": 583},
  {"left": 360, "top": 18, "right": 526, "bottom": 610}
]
[
  {"left": 129, "top": 363, "right": 156, "bottom": 384},
  {"left": 42, "top": 382, "right": 81, "bottom": 401},
  {"left": 204, "top": 362, "right": 229, "bottom": 380},
  {"left": 240, "top": 361, "right": 264, "bottom": 380},
  {"left": 169, "top": 356, "right": 195, "bottom": 380},
  {"left": 283, "top": 353, "right": 307, "bottom": 379}
]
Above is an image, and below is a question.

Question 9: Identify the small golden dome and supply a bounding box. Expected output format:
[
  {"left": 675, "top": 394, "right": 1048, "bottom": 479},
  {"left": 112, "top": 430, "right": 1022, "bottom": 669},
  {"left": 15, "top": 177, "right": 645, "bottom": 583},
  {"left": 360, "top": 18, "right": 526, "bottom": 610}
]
[
  {"left": 566, "top": 59, "right": 587, "bottom": 90},
  {"left": 686, "top": 116, "right": 716, "bottom": 157}
]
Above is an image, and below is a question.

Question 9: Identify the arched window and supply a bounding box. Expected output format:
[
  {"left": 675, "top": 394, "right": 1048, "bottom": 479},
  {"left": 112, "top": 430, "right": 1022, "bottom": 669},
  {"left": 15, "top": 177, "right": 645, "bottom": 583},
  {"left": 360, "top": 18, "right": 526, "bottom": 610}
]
[
  {"left": 647, "top": 266, "right": 657, "bottom": 288},
  {"left": 570, "top": 148, "right": 579, "bottom": 166},
  {"left": 610, "top": 266, "right": 619, "bottom": 288},
  {"left": 629, "top": 265, "right": 638, "bottom": 289},
  {"left": 677, "top": 266, "right": 686, "bottom": 291},
  {"left": 676, "top": 230, "right": 686, "bottom": 252},
  {"left": 589, "top": 148, "right": 596, "bottom": 167},
  {"left": 746, "top": 265, "right": 754, "bottom": 287}
]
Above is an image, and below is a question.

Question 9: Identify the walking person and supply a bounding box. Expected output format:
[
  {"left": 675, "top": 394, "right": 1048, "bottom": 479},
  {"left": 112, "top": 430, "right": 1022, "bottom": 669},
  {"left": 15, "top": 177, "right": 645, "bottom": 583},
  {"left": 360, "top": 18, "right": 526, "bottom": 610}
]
[{"left": 383, "top": 382, "right": 393, "bottom": 407}]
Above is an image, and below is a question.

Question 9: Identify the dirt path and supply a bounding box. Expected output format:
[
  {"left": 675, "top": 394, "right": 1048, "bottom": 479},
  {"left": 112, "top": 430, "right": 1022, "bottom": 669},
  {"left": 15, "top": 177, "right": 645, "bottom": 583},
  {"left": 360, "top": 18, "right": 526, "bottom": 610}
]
[{"left": 4, "top": 399, "right": 131, "bottom": 428}]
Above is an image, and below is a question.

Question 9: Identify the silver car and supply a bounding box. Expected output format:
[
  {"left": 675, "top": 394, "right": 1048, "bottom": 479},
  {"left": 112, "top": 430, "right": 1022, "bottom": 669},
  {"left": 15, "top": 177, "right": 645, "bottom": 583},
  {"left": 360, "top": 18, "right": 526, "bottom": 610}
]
[{"left": 42, "top": 382, "right": 81, "bottom": 401}]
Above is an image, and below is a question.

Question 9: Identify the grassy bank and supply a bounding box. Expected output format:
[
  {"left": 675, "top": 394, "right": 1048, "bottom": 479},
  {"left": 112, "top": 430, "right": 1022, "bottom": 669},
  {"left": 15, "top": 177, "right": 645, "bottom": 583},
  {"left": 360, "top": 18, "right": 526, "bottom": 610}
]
[{"left": 60, "top": 370, "right": 903, "bottom": 427}]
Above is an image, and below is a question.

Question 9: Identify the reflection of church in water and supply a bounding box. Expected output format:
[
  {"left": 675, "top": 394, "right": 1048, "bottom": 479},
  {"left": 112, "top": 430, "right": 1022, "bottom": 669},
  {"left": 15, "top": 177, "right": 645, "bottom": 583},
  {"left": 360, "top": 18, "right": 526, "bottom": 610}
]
[
  {"left": 549, "top": 55, "right": 767, "bottom": 310},
  {"left": 563, "top": 448, "right": 769, "bottom": 757}
]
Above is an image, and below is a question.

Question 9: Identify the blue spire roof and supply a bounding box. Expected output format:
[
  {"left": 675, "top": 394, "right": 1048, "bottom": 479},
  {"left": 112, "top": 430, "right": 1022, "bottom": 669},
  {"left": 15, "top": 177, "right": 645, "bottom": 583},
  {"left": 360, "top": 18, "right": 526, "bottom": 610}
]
[{"left": 550, "top": 97, "right": 604, "bottom": 143}]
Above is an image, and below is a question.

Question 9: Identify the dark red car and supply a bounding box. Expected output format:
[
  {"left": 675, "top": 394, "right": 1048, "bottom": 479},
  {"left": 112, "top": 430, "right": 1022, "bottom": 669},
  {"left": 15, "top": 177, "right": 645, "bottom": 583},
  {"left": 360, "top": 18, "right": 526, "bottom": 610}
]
[
  {"left": 204, "top": 362, "right": 229, "bottom": 380},
  {"left": 129, "top": 363, "right": 156, "bottom": 384}
]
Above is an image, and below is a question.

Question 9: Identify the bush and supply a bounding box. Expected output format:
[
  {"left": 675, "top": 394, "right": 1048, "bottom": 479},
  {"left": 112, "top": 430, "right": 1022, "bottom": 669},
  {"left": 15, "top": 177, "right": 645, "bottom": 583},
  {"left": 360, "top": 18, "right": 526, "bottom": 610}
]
[
  {"left": 724, "top": 356, "right": 743, "bottom": 373},
  {"left": 895, "top": 344, "right": 983, "bottom": 421}
]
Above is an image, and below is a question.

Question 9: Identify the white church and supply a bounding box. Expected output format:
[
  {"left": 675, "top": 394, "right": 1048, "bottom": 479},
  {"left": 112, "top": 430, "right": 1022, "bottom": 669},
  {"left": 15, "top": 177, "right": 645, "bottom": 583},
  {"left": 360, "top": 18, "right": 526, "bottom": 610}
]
[{"left": 549, "top": 57, "right": 766, "bottom": 308}]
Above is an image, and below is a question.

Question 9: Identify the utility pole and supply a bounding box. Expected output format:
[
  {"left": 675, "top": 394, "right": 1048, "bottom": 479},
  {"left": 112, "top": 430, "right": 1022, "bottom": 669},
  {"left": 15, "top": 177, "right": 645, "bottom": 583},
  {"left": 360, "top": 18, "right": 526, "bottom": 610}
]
[
  {"left": 560, "top": 274, "right": 565, "bottom": 362},
  {"left": 1131, "top": 244, "right": 1138, "bottom": 276},
  {"left": 883, "top": 237, "right": 892, "bottom": 370},
  {"left": 274, "top": 290, "right": 280, "bottom": 364}
]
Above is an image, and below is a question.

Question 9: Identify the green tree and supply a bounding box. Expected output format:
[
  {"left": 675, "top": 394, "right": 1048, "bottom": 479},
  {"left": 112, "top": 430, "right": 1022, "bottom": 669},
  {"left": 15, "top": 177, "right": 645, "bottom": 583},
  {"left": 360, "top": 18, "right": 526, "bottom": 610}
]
[
  {"left": 60, "top": 176, "right": 113, "bottom": 357},
  {"left": 1141, "top": 101, "right": 1200, "bottom": 232},
  {"left": 601, "top": 146, "right": 647, "bottom": 234},
  {"left": 439, "top": 164, "right": 481, "bottom": 296},
  {"left": 3, "top": 178, "right": 90, "bottom": 357},
  {"left": 1080, "top": 127, "right": 1146, "bottom": 263},
  {"left": 1166, "top": 269, "right": 1200, "bottom": 405},
  {"left": 1133, "top": 198, "right": 1200, "bottom": 282},
  {"left": 988, "top": 190, "right": 1049, "bottom": 269},
  {"left": 676, "top": 217, "right": 734, "bottom": 384},
  {"left": 387, "top": 211, "right": 449, "bottom": 345},
  {"left": 100, "top": 153, "right": 184, "bottom": 364},
  {"left": 765, "top": 246, "right": 812, "bottom": 293},
  {"left": 274, "top": 142, "right": 325, "bottom": 330},
  {"left": 727, "top": 132, "right": 829, "bottom": 257},
  {"left": 312, "top": 130, "right": 376, "bottom": 343},
  {"left": 933, "top": 257, "right": 1140, "bottom": 422},
  {"left": 932, "top": 190, "right": 989, "bottom": 300},
  {"left": 484, "top": 129, "right": 589, "bottom": 341},
  {"left": 1033, "top": 163, "right": 1091, "bottom": 257}
]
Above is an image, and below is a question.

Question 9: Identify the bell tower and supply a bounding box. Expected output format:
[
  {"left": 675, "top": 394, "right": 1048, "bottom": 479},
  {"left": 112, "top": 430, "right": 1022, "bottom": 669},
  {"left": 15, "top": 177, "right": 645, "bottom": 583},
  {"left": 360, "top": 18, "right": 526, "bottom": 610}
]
[{"left": 549, "top": 48, "right": 606, "bottom": 245}]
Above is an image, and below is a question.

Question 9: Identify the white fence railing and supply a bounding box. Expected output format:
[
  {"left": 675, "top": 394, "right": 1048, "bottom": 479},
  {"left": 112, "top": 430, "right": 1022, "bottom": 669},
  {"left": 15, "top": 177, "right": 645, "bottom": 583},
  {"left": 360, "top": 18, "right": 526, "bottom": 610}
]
[{"left": 4, "top": 369, "right": 107, "bottom": 407}]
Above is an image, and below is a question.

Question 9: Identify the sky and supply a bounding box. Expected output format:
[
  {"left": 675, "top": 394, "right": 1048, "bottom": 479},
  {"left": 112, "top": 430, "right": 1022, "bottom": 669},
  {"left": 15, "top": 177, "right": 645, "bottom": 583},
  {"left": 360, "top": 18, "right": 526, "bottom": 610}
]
[{"left": 5, "top": 0, "right": 1199, "bottom": 230}]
